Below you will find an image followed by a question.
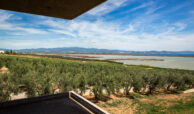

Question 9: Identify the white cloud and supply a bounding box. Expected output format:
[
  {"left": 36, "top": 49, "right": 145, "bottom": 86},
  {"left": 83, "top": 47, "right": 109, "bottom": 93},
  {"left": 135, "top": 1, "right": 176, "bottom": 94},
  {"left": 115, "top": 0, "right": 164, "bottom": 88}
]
[
  {"left": 2, "top": 32, "right": 194, "bottom": 51},
  {"left": 87, "top": 0, "right": 129, "bottom": 16},
  {"left": 191, "top": 10, "right": 194, "bottom": 14},
  {"left": 0, "top": 1, "right": 193, "bottom": 51},
  {"left": 174, "top": 22, "right": 187, "bottom": 31},
  {"left": 0, "top": 12, "right": 12, "bottom": 22},
  {"left": 0, "top": 11, "right": 48, "bottom": 35},
  {"left": 129, "top": 1, "right": 154, "bottom": 12},
  {"left": 159, "top": 1, "right": 191, "bottom": 15},
  {"left": 26, "top": 18, "right": 194, "bottom": 51},
  {"left": 128, "top": 24, "right": 134, "bottom": 32},
  {"left": 145, "top": 5, "right": 164, "bottom": 15},
  {"left": 49, "top": 29, "right": 76, "bottom": 37}
]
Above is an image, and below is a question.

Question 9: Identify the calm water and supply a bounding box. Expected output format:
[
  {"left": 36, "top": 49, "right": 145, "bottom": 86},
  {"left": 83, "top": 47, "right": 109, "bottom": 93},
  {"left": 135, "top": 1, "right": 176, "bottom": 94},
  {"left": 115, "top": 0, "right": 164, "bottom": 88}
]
[{"left": 72, "top": 54, "right": 194, "bottom": 70}]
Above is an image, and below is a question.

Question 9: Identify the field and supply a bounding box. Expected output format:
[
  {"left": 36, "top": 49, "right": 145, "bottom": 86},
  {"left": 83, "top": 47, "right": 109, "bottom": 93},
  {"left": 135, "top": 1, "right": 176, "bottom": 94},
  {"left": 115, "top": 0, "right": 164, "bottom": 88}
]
[
  {"left": 96, "top": 92, "right": 194, "bottom": 114},
  {"left": 23, "top": 53, "right": 194, "bottom": 70},
  {"left": 0, "top": 54, "right": 194, "bottom": 113}
]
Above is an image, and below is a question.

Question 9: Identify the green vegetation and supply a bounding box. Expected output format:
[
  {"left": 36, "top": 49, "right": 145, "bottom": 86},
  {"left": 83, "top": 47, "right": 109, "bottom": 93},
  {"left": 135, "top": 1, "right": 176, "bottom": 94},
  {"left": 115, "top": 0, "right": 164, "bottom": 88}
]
[
  {"left": 0, "top": 55, "right": 194, "bottom": 102},
  {"left": 4, "top": 50, "right": 17, "bottom": 55},
  {"left": 100, "top": 100, "right": 127, "bottom": 108},
  {"left": 131, "top": 94, "right": 194, "bottom": 114},
  {"left": 165, "top": 98, "right": 194, "bottom": 114},
  {"left": 21, "top": 53, "right": 124, "bottom": 64}
]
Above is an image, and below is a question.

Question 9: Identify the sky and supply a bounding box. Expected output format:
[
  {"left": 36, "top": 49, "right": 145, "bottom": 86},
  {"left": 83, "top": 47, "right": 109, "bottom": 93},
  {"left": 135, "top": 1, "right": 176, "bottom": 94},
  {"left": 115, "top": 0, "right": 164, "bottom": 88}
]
[{"left": 0, "top": 0, "right": 194, "bottom": 51}]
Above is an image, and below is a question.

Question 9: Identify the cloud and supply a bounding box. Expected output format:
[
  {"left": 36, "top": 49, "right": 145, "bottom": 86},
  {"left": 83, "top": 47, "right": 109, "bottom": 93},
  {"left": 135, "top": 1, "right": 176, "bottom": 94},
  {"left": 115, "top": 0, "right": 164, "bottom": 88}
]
[
  {"left": 2, "top": 32, "right": 194, "bottom": 51},
  {"left": 49, "top": 29, "right": 76, "bottom": 37},
  {"left": 159, "top": 1, "right": 192, "bottom": 15},
  {"left": 191, "top": 10, "right": 194, "bottom": 14},
  {"left": 24, "top": 17, "right": 194, "bottom": 51},
  {"left": 0, "top": 12, "right": 13, "bottom": 22},
  {"left": 145, "top": 5, "right": 164, "bottom": 15},
  {"left": 174, "top": 23, "right": 187, "bottom": 31},
  {"left": 129, "top": 1, "right": 154, "bottom": 12},
  {"left": 0, "top": 11, "right": 48, "bottom": 35},
  {"left": 0, "top": 0, "right": 194, "bottom": 51},
  {"left": 87, "top": 0, "right": 128, "bottom": 16}
]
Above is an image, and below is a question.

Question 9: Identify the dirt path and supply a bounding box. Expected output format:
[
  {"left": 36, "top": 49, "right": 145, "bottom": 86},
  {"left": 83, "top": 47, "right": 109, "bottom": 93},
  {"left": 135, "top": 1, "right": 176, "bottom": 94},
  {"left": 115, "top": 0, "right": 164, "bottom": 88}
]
[
  {"left": 183, "top": 88, "right": 194, "bottom": 93},
  {"left": 10, "top": 92, "right": 27, "bottom": 100}
]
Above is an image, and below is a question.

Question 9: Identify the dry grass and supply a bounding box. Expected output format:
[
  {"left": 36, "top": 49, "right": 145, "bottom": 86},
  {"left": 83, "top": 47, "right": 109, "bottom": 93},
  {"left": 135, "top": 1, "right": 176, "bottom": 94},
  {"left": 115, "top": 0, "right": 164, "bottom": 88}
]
[
  {"left": 0, "top": 66, "right": 9, "bottom": 74},
  {"left": 83, "top": 92, "right": 194, "bottom": 114},
  {"left": 96, "top": 95, "right": 134, "bottom": 114}
]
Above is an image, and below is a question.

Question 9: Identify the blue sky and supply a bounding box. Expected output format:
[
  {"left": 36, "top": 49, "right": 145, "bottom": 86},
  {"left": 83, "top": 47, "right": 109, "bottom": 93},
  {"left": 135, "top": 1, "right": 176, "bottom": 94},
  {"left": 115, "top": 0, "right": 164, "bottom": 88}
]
[{"left": 0, "top": 0, "right": 194, "bottom": 51}]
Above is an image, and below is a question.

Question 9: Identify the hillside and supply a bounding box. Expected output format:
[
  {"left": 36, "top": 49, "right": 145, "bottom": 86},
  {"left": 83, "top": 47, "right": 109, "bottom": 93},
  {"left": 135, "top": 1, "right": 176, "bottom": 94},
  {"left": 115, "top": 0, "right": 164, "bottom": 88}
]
[{"left": 2, "top": 47, "right": 194, "bottom": 55}]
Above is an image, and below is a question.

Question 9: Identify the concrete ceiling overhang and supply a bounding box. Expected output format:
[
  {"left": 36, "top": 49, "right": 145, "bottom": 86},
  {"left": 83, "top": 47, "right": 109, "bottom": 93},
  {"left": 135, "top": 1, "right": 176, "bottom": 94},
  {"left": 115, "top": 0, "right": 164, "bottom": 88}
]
[{"left": 0, "top": 0, "right": 106, "bottom": 19}]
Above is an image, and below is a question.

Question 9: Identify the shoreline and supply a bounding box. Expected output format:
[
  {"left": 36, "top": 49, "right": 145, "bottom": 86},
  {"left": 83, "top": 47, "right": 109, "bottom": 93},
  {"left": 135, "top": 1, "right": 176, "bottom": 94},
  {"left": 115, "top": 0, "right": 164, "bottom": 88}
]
[
  {"left": 69, "top": 53, "right": 194, "bottom": 57},
  {"left": 29, "top": 52, "right": 194, "bottom": 58}
]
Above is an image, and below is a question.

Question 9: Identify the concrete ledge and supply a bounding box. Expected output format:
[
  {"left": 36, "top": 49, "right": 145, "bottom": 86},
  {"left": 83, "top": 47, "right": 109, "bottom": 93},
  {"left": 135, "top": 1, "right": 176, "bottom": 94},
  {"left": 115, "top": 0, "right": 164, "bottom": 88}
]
[{"left": 70, "top": 91, "right": 109, "bottom": 114}]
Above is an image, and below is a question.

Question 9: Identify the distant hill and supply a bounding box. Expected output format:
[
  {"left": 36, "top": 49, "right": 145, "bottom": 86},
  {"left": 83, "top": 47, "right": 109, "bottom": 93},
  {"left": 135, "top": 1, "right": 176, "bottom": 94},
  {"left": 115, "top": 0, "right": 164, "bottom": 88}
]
[{"left": 1, "top": 47, "right": 194, "bottom": 55}]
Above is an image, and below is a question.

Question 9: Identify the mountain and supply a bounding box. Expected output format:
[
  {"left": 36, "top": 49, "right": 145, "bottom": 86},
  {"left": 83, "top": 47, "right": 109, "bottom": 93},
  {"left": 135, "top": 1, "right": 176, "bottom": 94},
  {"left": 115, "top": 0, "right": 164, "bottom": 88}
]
[{"left": 10, "top": 47, "right": 194, "bottom": 55}]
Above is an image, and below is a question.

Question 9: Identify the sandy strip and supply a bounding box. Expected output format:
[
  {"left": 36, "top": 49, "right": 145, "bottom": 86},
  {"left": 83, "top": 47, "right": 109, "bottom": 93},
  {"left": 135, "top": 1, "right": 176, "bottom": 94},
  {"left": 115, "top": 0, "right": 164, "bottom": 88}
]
[{"left": 183, "top": 88, "right": 194, "bottom": 93}]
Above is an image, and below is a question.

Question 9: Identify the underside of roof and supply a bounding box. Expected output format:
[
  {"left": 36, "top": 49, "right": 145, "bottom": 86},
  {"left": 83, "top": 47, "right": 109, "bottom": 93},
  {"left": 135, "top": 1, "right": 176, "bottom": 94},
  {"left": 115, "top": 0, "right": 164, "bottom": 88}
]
[{"left": 0, "top": 0, "right": 106, "bottom": 19}]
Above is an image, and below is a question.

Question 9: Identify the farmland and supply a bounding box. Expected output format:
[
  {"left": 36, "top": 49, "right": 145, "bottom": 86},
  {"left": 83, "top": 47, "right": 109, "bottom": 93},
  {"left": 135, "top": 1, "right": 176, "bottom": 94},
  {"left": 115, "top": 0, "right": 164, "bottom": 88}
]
[
  {"left": 0, "top": 54, "right": 194, "bottom": 113},
  {"left": 20, "top": 53, "right": 194, "bottom": 70}
]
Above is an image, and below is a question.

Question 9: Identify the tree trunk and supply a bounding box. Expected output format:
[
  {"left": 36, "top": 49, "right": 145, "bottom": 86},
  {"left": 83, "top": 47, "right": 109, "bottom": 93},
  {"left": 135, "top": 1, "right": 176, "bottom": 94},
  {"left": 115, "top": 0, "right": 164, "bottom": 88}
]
[
  {"left": 167, "top": 82, "right": 173, "bottom": 91},
  {"left": 148, "top": 86, "right": 153, "bottom": 95}
]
